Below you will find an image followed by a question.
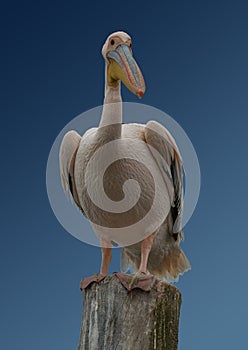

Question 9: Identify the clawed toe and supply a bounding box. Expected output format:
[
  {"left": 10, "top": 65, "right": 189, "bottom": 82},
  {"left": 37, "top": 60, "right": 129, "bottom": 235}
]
[
  {"left": 114, "top": 271, "right": 155, "bottom": 292},
  {"left": 80, "top": 273, "right": 107, "bottom": 290},
  {"left": 129, "top": 271, "right": 150, "bottom": 289}
]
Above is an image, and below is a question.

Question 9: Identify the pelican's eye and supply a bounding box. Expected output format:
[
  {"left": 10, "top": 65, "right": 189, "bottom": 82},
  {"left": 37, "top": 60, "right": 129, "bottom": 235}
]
[{"left": 110, "top": 39, "right": 115, "bottom": 45}]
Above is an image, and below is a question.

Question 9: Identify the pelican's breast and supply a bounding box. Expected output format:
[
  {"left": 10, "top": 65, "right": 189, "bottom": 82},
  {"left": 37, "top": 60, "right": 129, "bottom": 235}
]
[{"left": 74, "top": 124, "right": 172, "bottom": 245}]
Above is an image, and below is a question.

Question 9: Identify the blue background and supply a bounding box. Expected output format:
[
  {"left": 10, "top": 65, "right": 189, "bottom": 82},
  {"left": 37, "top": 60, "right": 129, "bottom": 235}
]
[{"left": 1, "top": 0, "right": 247, "bottom": 349}]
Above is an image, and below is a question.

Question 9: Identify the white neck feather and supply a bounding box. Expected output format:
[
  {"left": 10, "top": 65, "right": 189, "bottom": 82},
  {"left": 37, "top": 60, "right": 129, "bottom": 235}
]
[{"left": 99, "top": 66, "right": 122, "bottom": 128}]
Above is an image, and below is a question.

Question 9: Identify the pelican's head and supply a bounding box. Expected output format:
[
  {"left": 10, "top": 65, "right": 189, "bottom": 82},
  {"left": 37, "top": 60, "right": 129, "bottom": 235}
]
[{"left": 102, "top": 31, "right": 146, "bottom": 98}]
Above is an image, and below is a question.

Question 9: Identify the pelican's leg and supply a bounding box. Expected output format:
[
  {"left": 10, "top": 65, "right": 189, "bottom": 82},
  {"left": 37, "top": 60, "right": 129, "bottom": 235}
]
[
  {"left": 128, "top": 234, "right": 155, "bottom": 290},
  {"left": 139, "top": 234, "right": 154, "bottom": 273},
  {"left": 100, "top": 237, "right": 112, "bottom": 276},
  {"left": 80, "top": 238, "right": 112, "bottom": 290}
]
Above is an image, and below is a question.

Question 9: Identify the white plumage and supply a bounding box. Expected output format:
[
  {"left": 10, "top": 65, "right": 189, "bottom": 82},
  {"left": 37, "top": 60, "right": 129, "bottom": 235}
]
[{"left": 59, "top": 31, "right": 190, "bottom": 282}]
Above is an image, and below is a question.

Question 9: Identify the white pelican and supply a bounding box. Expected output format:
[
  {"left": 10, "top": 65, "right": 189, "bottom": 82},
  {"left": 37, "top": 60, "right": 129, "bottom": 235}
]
[{"left": 60, "top": 31, "right": 191, "bottom": 290}]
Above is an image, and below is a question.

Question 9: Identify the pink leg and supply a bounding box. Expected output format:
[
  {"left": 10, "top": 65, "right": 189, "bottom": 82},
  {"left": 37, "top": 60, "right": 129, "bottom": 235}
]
[
  {"left": 139, "top": 234, "right": 155, "bottom": 274},
  {"left": 80, "top": 238, "right": 112, "bottom": 290},
  {"left": 126, "top": 234, "right": 155, "bottom": 290},
  {"left": 100, "top": 238, "right": 112, "bottom": 276}
]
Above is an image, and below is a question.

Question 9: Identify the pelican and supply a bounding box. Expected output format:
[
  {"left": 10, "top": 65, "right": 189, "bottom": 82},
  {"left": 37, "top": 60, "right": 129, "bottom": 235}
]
[{"left": 60, "top": 31, "right": 191, "bottom": 290}]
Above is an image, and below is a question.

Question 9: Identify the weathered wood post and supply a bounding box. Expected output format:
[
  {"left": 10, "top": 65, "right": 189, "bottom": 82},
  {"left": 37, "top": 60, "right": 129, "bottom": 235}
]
[{"left": 78, "top": 274, "right": 182, "bottom": 350}]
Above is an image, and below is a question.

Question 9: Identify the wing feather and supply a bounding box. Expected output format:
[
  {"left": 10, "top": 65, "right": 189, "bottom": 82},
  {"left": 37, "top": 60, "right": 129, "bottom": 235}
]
[
  {"left": 59, "top": 130, "right": 82, "bottom": 210},
  {"left": 144, "top": 120, "right": 183, "bottom": 238}
]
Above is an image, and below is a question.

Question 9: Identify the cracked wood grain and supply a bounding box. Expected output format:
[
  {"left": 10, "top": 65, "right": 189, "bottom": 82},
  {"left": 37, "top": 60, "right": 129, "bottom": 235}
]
[{"left": 78, "top": 275, "right": 181, "bottom": 350}]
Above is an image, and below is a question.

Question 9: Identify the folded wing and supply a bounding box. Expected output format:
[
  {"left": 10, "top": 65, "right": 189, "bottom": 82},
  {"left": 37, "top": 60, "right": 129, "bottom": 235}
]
[{"left": 144, "top": 120, "right": 183, "bottom": 239}]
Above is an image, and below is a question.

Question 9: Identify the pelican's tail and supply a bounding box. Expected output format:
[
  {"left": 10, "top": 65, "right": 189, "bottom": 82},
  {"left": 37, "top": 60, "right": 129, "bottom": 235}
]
[
  {"left": 148, "top": 246, "right": 191, "bottom": 282},
  {"left": 122, "top": 244, "right": 191, "bottom": 282}
]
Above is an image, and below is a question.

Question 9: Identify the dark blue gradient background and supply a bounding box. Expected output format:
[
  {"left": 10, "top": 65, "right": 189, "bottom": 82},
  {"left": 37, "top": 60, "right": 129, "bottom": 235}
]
[{"left": 1, "top": 1, "right": 247, "bottom": 349}]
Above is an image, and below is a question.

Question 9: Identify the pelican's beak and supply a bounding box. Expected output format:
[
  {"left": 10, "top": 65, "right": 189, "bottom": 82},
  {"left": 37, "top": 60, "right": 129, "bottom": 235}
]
[{"left": 107, "top": 44, "right": 146, "bottom": 98}]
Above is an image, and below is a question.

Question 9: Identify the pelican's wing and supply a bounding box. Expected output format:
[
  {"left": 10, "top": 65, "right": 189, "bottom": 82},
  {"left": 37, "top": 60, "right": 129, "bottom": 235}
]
[
  {"left": 144, "top": 120, "right": 183, "bottom": 238},
  {"left": 59, "top": 130, "right": 82, "bottom": 210}
]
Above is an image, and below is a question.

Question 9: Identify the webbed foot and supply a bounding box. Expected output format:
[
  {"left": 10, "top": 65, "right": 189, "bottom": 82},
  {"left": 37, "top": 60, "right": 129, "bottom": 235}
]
[
  {"left": 114, "top": 271, "right": 155, "bottom": 292},
  {"left": 80, "top": 273, "right": 107, "bottom": 290}
]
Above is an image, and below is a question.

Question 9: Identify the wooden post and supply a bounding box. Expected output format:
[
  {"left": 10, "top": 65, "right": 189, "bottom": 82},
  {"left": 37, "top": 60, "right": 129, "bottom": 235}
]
[{"left": 78, "top": 275, "right": 182, "bottom": 350}]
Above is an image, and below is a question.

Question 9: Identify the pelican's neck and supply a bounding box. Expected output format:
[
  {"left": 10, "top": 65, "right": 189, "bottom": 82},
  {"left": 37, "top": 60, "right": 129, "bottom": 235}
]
[{"left": 99, "top": 66, "right": 122, "bottom": 133}]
